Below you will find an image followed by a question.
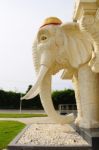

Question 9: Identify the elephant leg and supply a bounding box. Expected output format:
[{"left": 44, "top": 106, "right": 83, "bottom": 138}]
[
  {"left": 72, "top": 72, "right": 83, "bottom": 126},
  {"left": 78, "top": 64, "right": 99, "bottom": 128}
]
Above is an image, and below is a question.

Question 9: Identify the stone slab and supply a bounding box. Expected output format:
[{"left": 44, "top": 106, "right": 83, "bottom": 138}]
[{"left": 8, "top": 145, "right": 91, "bottom": 150}]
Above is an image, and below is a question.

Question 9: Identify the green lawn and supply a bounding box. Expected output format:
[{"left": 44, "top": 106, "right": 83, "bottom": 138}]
[
  {"left": 0, "top": 113, "right": 47, "bottom": 118},
  {"left": 0, "top": 121, "right": 25, "bottom": 149}
]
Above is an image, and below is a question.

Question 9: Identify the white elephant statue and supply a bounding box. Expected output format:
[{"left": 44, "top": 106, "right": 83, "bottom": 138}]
[{"left": 22, "top": 17, "right": 99, "bottom": 129}]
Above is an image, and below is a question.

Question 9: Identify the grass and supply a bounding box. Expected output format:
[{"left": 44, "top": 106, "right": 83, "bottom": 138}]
[
  {"left": 0, "top": 121, "right": 25, "bottom": 149},
  {"left": 0, "top": 113, "right": 47, "bottom": 149},
  {"left": 0, "top": 113, "right": 47, "bottom": 118}
]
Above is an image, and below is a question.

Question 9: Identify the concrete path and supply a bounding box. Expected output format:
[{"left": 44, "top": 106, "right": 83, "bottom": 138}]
[
  {"left": 0, "top": 117, "right": 55, "bottom": 125},
  {"left": 0, "top": 109, "right": 45, "bottom": 114},
  {"left": 0, "top": 109, "right": 54, "bottom": 125}
]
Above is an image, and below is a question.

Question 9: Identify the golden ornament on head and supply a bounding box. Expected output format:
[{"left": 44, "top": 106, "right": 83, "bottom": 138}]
[{"left": 40, "top": 17, "right": 62, "bottom": 28}]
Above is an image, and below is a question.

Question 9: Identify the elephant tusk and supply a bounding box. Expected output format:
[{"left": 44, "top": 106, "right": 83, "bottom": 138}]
[
  {"left": 21, "top": 88, "right": 40, "bottom": 101},
  {"left": 21, "top": 65, "right": 48, "bottom": 100}
]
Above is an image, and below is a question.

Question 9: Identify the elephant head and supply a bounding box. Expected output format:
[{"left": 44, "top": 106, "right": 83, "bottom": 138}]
[{"left": 22, "top": 17, "right": 93, "bottom": 124}]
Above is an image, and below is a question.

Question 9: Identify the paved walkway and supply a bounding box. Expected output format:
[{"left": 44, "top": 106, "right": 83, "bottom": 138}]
[
  {"left": 0, "top": 109, "right": 54, "bottom": 124},
  {"left": 0, "top": 109, "right": 45, "bottom": 114},
  {"left": 0, "top": 117, "right": 55, "bottom": 125}
]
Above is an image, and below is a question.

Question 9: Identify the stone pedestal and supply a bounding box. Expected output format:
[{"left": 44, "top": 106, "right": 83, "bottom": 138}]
[{"left": 73, "top": 125, "right": 99, "bottom": 150}]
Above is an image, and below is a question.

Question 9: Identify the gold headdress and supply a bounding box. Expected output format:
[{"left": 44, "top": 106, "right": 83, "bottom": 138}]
[{"left": 40, "top": 17, "right": 62, "bottom": 28}]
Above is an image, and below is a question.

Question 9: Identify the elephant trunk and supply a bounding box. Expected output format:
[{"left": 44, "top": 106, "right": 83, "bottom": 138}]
[
  {"left": 22, "top": 38, "right": 74, "bottom": 124},
  {"left": 32, "top": 40, "right": 40, "bottom": 74},
  {"left": 40, "top": 72, "right": 74, "bottom": 124}
]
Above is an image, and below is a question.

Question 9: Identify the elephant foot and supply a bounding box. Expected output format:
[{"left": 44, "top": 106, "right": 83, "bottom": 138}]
[
  {"left": 79, "top": 120, "right": 99, "bottom": 129},
  {"left": 74, "top": 116, "right": 83, "bottom": 126}
]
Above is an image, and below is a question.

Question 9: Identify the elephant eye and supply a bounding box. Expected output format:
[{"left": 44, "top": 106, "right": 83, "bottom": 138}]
[{"left": 40, "top": 35, "right": 47, "bottom": 41}]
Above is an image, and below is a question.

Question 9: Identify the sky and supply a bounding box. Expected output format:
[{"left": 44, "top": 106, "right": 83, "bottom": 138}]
[{"left": 0, "top": 0, "right": 74, "bottom": 93}]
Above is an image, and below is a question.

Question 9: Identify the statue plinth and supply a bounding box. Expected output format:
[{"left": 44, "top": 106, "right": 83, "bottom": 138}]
[{"left": 73, "top": 124, "right": 99, "bottom": 150}]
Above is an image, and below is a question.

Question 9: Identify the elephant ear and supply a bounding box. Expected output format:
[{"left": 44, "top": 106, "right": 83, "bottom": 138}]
[
  {"left": 61, "top": 22, "right": 92, "bottom": 69},
  {"left": 61, "top": 22, "right": 80, "bottom": 36}
]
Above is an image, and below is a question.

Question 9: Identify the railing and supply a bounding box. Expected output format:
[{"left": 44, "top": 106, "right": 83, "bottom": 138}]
[{"left": 58, "top": 104, "right": 77, "bottom": 115}]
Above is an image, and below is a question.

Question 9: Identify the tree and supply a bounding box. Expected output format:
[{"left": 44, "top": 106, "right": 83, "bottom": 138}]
[
  {"left": 0, "top": 88, "right": 76, "bottom": 110},
  {"left": 25, "top": 85, "right": 32, "bottom": 93},
  {"left": 52, "top": 89, "right": 76, "bottom": 109}
]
